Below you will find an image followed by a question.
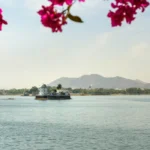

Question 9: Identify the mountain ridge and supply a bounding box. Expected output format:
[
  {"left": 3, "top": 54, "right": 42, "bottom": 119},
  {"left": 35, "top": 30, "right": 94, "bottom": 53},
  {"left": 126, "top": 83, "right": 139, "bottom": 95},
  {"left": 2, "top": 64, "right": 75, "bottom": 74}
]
[{"left": 48, "top": 74, "right": 150, "bottom": 89}]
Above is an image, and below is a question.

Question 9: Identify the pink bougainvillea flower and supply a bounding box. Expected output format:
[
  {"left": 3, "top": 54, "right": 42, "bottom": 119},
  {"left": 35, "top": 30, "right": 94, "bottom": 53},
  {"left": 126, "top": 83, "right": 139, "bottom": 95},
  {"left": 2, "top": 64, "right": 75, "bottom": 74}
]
[
  {"left": 0, "top": 8, "right": 8, "bottom": 31},
  {"left": 48, "top": 0, "right": 73, "bottom": 6},
  {"left": 49, "top": 0, "right": 71, "bottom": 6},
  {"left": 49, "top": 0, "right": 85, "bottom": 6},
  {"left": 37, "top": 4, "right": 67, "bottom": 32},
  {"left": 107, "top": 5, "right": 137, "bottom": 27},
  {"left": 108, "top": 0, "right": 150, "bottom": 27}
]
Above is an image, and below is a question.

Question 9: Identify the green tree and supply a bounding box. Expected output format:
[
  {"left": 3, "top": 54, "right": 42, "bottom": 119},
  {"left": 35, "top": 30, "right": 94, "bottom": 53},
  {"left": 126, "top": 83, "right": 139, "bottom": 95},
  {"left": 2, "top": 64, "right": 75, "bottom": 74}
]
[
  {"left": 57, "top": 84, "right": 62, "bottom": 90},
  {"left": 41, "top": 84, "right": 47, "bottom": 88},
  {"left": 30, "top": 86, "right": 39, "bottom": 96}
]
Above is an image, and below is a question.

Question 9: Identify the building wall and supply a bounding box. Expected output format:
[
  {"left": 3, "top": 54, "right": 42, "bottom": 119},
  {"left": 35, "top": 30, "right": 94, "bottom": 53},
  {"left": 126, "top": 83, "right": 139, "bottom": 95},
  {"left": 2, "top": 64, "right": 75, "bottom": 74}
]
[{"left": 39, "top": 88, "right": 48, "bottom": 96}]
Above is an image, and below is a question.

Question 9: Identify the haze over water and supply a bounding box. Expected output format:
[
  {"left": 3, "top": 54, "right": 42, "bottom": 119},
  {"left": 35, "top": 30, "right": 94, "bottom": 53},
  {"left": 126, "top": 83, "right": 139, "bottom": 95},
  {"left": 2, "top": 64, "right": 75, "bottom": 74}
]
[{"left": 0, "top": 96, "right": 150, "bottom": 150}]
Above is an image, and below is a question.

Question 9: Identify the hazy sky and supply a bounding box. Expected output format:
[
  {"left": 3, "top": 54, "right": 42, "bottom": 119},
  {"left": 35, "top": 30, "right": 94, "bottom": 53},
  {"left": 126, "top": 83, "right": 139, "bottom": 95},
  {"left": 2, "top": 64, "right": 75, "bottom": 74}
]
[{"left": 0, "top": 0, "right": 150, "bottom": 89}]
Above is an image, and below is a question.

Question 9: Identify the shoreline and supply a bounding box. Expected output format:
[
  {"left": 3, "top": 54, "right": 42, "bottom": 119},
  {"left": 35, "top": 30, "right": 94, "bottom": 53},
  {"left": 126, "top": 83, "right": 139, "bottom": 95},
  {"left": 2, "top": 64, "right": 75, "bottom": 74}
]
[
  {"left": 71, "top": 94, "right": 150, "bottom": 96},
  {"left": 1, "top": 94, "right": 150, "bottom": 97}
]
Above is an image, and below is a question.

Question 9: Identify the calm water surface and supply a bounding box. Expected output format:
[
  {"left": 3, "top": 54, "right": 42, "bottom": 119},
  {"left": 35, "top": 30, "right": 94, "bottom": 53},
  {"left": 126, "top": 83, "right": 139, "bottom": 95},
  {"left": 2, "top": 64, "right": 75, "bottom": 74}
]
[{"left": 0, "top": 96, "right": 150, "bottom": 150}]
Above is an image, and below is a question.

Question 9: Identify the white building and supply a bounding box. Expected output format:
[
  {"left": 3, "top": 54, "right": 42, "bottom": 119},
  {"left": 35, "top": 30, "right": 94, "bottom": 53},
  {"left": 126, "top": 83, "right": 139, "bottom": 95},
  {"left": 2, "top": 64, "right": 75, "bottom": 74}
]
[{"left": 39, "top": 85, "right": 48, "bottom": 96}]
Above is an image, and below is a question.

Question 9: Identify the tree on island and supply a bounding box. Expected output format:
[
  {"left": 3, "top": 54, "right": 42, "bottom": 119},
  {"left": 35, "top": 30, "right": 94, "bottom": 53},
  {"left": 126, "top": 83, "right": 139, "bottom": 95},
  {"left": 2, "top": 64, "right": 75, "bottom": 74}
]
[
  {"left": 30, "top": 86, "right": 39, "bottom": 96},
  {"left": 57, "top": 84, "right": 62, "bottom": 90},
  {"left": 41, "top": 84, "right": 47, "bottom": 88}
]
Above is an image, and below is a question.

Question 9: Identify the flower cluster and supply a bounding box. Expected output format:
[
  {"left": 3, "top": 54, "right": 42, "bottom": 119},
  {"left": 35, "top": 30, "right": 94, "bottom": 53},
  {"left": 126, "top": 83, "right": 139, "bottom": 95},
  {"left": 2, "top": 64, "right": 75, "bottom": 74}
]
[
  {"left": 38, "top": 0, "right": 85, "bottom": 32},
  {"left": 107, "top": 0, "right": 150, "bottom": 27},
  {"left": 0, "top": 8, "right": 8, "bottom": 31},
  {"left": 49, "top": 0, "right": 85, "bottom": 6},
  {"left": 38, "top": 5, "right": 67, "bottom": 32},
  {"left": 0, "top": 0, "right": 150, "bottom": 32}
]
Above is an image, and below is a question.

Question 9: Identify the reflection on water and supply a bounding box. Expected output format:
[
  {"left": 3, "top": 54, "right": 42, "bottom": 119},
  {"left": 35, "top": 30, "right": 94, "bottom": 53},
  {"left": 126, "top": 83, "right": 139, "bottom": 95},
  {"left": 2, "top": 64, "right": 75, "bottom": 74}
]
[{"left": 0, "top": 96, "right": 150, "bottom": 150}]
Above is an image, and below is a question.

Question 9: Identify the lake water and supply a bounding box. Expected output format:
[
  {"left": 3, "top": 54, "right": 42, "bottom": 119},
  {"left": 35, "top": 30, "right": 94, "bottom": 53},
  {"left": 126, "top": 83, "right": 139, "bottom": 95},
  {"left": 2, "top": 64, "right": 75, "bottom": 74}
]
[{"left": 0, "top": 96, "right": 150, "bottom": 150}]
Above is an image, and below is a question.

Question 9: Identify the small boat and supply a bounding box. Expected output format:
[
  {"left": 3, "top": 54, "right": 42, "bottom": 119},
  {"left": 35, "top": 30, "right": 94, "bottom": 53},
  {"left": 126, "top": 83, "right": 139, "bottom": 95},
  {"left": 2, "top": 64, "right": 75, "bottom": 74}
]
[
  {"left": 8, "top": 98, "right": 15, "bottom": 100},
  {"left": 0, "top": 98, "right": 15, "bottom": 100}
]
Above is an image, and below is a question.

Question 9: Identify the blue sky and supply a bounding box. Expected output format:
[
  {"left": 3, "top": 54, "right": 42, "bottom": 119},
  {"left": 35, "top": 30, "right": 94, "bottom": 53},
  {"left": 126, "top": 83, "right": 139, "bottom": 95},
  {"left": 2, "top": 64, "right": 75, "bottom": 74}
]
[{"left": 0, "top": 0, "right": 150, "bottom": 89}]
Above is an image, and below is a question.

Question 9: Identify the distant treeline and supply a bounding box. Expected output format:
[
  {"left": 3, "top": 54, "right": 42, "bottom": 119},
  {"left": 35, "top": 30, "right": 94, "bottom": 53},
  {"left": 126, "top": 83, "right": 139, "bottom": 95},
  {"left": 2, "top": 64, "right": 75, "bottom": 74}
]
[
  {"left": 69, "top": 88, "right": 150, "bottom": 95},
  {"left": 0, "top": 87, "right": 39, "bottom": 95},
  {"left": 1, "top": 86, "right": 150, "bottom": 95},
  {"left": 0, "top": 89, "right": 25, "bottom": 95}
]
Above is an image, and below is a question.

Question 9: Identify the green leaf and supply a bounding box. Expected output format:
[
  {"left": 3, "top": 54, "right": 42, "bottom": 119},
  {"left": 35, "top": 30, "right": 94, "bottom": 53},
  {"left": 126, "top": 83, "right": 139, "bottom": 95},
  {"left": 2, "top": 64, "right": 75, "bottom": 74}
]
[{"left": 67, "top": 13, "right": 83, "bottom": 23}]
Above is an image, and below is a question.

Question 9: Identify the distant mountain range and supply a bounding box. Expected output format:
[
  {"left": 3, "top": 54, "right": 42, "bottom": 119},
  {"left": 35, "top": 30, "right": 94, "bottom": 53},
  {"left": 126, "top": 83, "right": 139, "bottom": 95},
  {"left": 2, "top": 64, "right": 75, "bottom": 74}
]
[{"left": 48, "top": 74, "right": 150, "bottom": 89}]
